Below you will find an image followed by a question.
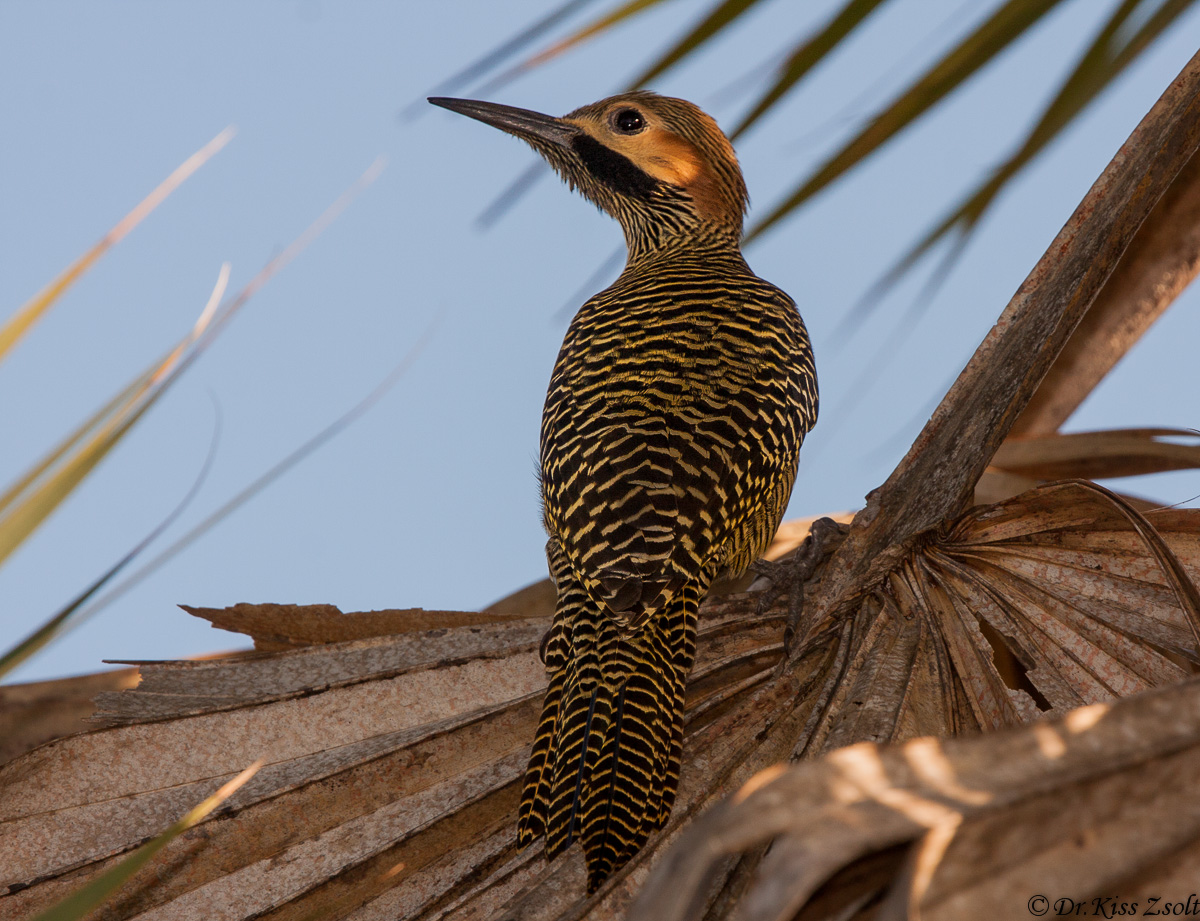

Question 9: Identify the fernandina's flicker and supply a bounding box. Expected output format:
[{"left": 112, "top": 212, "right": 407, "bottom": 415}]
[{"left": 430, "top": 92, "right": 818, "bottom": 892}]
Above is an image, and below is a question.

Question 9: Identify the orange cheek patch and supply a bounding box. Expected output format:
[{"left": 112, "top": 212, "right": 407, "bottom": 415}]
[
  {"left": 635, "top": 130, "right": 734, "bottom": 226},
  {"left": 680, "top": 165, "right": 730, "bottom": 226},
  {"left": 569, "top": 120, "right": 739, "bottom": 226},
  {"left": 640, "top": 131, "right": 703, "bottom": 185}
]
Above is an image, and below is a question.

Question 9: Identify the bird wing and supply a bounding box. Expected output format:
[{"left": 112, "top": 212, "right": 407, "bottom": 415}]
[
  {"left": 541, "top": 400, "right": 683, "bottom": 624},
  {"left": 541, "top": 294, "right": 813, "bottom": 627}
]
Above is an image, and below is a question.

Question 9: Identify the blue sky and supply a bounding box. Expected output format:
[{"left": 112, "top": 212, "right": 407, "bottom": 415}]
[{"left": 3, "top": 0, "right": 1200, "bottom": 682}]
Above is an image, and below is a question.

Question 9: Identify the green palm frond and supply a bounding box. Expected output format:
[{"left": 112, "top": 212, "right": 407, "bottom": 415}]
[
  {"left": 1, "top": 159, "right": 385, "bottom": 679},
  {"left": 745, "top": 0, "right": 1072, "bottom": 240},
  {"left": 831, "top": 0, "right": 1194, "bottom": 339},
  {"left": 409, "top": 0, "right": 606, "bottom": 113},
  {"left": 628, "top": 0, "right": 769, "bottom": 87},
  {"left": 458, "top": 0, "right": 1199, "bottom": 298},
  {"left": 869, "top": 0, "right": 1192, "bottom": 279},
  {"left": 729, "top": 0, "right": 889, "bottom": 139}
]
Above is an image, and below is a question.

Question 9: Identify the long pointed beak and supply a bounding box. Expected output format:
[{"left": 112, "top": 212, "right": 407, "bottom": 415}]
[{"left": 428, "top": 97, "right": 576, "bottom": 148}]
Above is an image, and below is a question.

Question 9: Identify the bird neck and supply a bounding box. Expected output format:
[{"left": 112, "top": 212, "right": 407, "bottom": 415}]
[{"left": 621, "top": 218, "right": 743, "bottom": 264}]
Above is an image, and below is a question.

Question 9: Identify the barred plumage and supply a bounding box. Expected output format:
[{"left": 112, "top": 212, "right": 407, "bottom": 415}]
[{"left": 431, "top": 91, "right": 817, "bottom": 892}]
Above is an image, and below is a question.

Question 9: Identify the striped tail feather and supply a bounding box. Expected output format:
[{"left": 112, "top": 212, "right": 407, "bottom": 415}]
[
  {"left": 658, "top": 579, "right": 701, "bottom": 825},
  {"left": 516, "top": 560, "right": 582, "bottom": 847},
  {"left": 517, "top": 575, "right": 703, "bottom": 893},
  {"left": 544, "top": 639, "right": 602, "bottom": 860},
  {"left": 515, "top": 662, "right": 564, "bottom": 844}
]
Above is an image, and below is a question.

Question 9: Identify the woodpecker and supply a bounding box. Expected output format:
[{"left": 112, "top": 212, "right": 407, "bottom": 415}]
[{"left": 430, "top": 92, "right": 817, "bottom": 892}]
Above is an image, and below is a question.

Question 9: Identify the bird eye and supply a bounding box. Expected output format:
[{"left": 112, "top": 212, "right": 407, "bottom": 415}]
[{"left": 613, "top": 108, "right": 645, "bottom": 134}]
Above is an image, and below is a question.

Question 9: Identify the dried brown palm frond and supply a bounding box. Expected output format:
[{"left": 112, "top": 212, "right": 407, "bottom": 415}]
[
  {"left": 0, "top": 668, "right": 137, "bottom": 766},
  {"left": 0, "top": 593, "right": 786, "bottom": 920},
  {"left": 977, "top": 428, "right": 1200, "bottom": 507},
  {"left": 3, "top": 40, "right": 1200, "bottom": 921},
  {"left": 478, "top": 486, "right": 1200, "bottom": 920},
  {"left": 631, "top": 673, "right": 1200, "bottom": 921},
  {"left": 3, "top": 486, "right": 1198, "bottom": 920}
]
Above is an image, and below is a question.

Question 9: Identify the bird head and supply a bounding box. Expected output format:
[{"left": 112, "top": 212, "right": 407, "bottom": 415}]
[{"left": 429, "top": 92, "right": 748, "bottom": 250}]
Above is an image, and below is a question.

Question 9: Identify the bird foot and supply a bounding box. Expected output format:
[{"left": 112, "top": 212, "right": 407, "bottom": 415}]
[{"left": 751, "top": 517, "right": 849, "bottom": 655}]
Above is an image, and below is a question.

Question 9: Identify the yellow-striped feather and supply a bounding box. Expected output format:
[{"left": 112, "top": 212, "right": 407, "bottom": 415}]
[{"left": 517, "top": 234, "right": 816, "bottom": 892}]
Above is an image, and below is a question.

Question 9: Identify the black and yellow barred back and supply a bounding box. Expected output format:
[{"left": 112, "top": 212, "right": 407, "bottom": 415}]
[{"left": 430, "top": 91, "right": 817, "bottom": 892}]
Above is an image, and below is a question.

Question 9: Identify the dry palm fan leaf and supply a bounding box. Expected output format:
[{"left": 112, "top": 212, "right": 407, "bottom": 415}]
[
  {"left": 0, "top": 593, "right": 789, "bottom": 921},
  {"left": 976, "top": 427, "right": 1200, "bottom": 507},
  {"left": 2, "top": 486, "right": 1198, "bottom": 921},
  {"left": 788, "top": 480, "right": 1200, "bottom": 745},
  {"left": 990, "top": 429, "right": 1200, "bottom": 483},
  {"left": 0, "top": 667, "right": 138, "bottom": 766},
  {"left": 630, "top": 673, "right": 1200, "bottom": 921},
  {"left": 471, "top": 488, "right": 1200, "bottom": 920},
  {"left": 4, "top": 40, "right": 1200, "bottom": 921}
]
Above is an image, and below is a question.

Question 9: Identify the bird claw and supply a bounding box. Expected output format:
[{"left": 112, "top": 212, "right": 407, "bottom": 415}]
[{"left": 751, "top": 517, "right": 849, "bottom": 656}]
